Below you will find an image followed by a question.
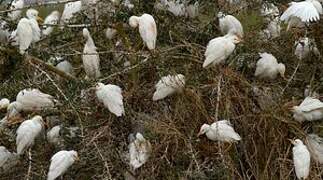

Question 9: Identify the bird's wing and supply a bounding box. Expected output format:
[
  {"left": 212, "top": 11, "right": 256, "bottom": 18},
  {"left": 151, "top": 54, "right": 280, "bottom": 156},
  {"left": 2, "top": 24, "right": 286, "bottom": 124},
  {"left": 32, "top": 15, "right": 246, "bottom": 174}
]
[
  {"left": 29, "top": 19, "right": 41, "bottom": 42},
  {"left": 16, "top": 19, "right": 33, "bottom": 52},
  {"left": 293, "top": 145, "right": 310, "bottom": 179},
  {"left": 16, "top": 120, "right": 41, "bottom": 154},
  {"left": 153, "top": 76, "right": 177, "bottom": 101},
  {"left": 17, "top": 89, "right": 55, "bottom": 110},
  {"left": 212, "top": 123, "right": 241, "bottom": 141},
  {"left": 139, "top": 15, "right": 157, "bottom": 50},
  {"left": 203, "top": 37, "right": 235, "bottom": 67},
  {"left": 281, "top": 2, "right": 320, "bottom": 22},
  {"left": 226, "top": 15, "right": 244, "bottom": 37},
  {"left": 61, "top": 1, "right": 82, "bottom": 23},
  {"left": 102, "top": 85, "right": 124, "bottom": 116},
  {"left": 299, "top": 97, "right": 323, "bottom": 112},
  {"left": 48, "top": 151, "right": 74, "bottom": 180}
]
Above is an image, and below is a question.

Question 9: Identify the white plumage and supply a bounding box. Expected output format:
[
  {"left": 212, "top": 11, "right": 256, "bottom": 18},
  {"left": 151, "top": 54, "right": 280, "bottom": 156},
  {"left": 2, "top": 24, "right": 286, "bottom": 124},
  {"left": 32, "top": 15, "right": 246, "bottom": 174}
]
[
  {"left": 82, "top": 28, "right": 101, "bottom": 79},
  {"left": 105, "top": 28, "right": 117, "bottom": 40},
  {"left": 16, "top": 88, "right": 56, "bottom": 111},
  {"left": 203, "top": 34, "right": 241, "bottom": 68},
  {"left": 47, "top": 125, "right": 62, "bottom": 147},
  {"left": 129, "top": 14, "right": 157, "bottom": 50},
  {"left": 0, "top": 146, "right": 12, "bottom": 168},
  {"left": 129, "top": 133, "right": 151, "bottom": 170},
  {"left": 42, "top": 11, "right": 60, "bottom": 36},
  {"left": 218, "top": 12, "right": 244, "bottom": 38},
  {"left": 292, "top": 97, "right": 323, "bottom": 122},
  {"left": 56, "top": 61, "right": 74, "bottom": 76},
  {"left": 306, "top": 134, "right": 323, "bottom": 164},
  {"left": 60, "top": 1, "right": 82, "bottom": 26},
  {"left": 292, "top": 139, "right": 310, "bottom": 180},
  {"left": 261, "top": 3, "right": 279, "bottom": 17},
  {"left": 153, "top": 74, "right": 185, "bottom": 101},
  {"left": 15, "top": 9, "right": 41, "bottom": 54},
  {"left": 260, "top": 17, "right": 281, "bottom": 40},
  {"left": 16, "top": 115, "right": 44, "bottom": 155},
  {"left": 0, "top": 146, "right": 18, "bottom": 170},
  {"left": 198, "top": 120, "right": 241, "bottom": 142},
  {"left": 6, "top": 101, "right": 22, "bottom": 121},
  {"left": 254, "top": 52, "right": 285, "bottom": 80},
  {"left": 95, "top": 83, "right": 125, "bottom": 117},
  {"left": 8, "top": 0, "right": 24, "bottom": 21},
  {"left": 47, "top": 150, "right": 78, "bottom": 180},
  {"left": 294, "top": 37, "right": 320, "bottom": 60},
  {"left": 0, "top": 98, "right": 10, "bottom": 110},
  {"left": 280, "top": 0, "right": 322, "bottom": 24}
]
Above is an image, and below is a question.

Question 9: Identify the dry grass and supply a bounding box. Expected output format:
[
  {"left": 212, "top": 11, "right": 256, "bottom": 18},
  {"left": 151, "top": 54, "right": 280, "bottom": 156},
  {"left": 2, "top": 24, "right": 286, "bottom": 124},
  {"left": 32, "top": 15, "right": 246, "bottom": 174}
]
[{"left": 0, "top": 0, "right": 323, "bottom": 179}]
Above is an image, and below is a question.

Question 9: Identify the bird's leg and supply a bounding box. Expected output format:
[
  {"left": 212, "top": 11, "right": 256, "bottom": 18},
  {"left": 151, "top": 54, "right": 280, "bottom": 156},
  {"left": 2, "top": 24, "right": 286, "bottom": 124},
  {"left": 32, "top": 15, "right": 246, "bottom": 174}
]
[
  {"left": 223, "top": 142, "right": 233, "bottom": 152},
  {"left": 26, "top": 148, "right": 32, "bottom": 180}
]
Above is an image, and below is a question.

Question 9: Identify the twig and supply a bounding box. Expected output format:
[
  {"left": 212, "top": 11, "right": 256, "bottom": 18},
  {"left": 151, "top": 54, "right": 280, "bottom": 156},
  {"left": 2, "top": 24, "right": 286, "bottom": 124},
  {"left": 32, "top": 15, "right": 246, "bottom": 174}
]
[
  {"left": 26, "top": 148, "right": 32, "bottom": 180},
  {"left": 93, "top": 141, "right": 112, "bottom": 179},
  {"left": 281, "top": 59, "right": 301, "bottom": 96},
  {"left": 215, "top": 74, "right": 223, "bottom": 121}
]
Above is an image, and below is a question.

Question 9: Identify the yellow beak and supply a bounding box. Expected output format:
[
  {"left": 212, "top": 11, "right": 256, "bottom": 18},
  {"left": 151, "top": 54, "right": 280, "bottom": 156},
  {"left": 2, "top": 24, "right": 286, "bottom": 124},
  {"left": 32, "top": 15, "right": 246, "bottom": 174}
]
[{"left": 37, "top": 16, "right": 44, "bottom": 24}]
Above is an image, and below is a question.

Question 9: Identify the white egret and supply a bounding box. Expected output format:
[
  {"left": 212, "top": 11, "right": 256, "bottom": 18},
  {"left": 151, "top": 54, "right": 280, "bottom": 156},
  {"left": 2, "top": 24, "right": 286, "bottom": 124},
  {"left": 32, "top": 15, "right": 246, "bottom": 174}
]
[
  {"left": 203, "top": 33, "right": 241, "bottom": 68},
  {"left": 47, "top": 150, "right": 79, "bottom": 180},
  {"left": 16, "top": 115, "right": 44, "bottom": 155},
  {"left": 198, "top": 120, "right": 241, "bottom": 142},
  {"left": 306, "top": 134, "right": 323, "bottom": 164},
  {"left": 153, "top": 74, "right": 185, "bottom": 101},
  {"left": 294, "top": 37, "right": 320, "bottom": 60},
  {"left": 129, "top": 14, "right": 157, "bottom": 50},
  {"left": 56, "top": 61, "right": 74, "bottom": 76},
  {"left": 260, "top": 3, "right": 279, "bottom": 18},
  {"left": 0, "top": 146, "right": 18, "bottom": 170},
  {"left": 291, "top": 97, "right": 323, "bottom": 122},
  {"left": 291, "top": 139, "right": 310, "bottom": 180},
  {"left": 95, "top": 83, "right": 125, "bottom": 117},
  {"left": 0, "top": 98, "right": 10, "bottom": 110},
  {"left": 60, "top": 1, "right": 82, "bottom": 26},
  {"left": 16, "top": 88, "right": 56, "bottom": 111},
  {"left": 0, "top": 20, "right": 10, "bottom": 43},
  {"left": 15, "top": 9, "right": 42, "bottom": 54},
  {"left": 129, "top": 133, "right": 151, "bottom": 170},
  {"left": 47, "top": 125, "right": 62, "bottom": 147},
  {"left": 42, "top": 11, "right": 60, "bottom": 37},
  {"left": 82, "top": 28, "right": 101, "bottom": 79},
  {"left": 254, "top": 52, "right": 285, "bottom": 80},
  {"left": 8, "top": 0, "right": 24, "bottom": 21},
  {"left": 218, "top": 12, "right": 244, "bottom": 38},
  {"left": 0, "top": 146, "right": 12, "bottom": 168},
  {"left": 260, "top": 17, "right": 281, "bottom": 40},
  {"left": 185, "top": 2, "right": 199, "bottom": 18},
  {"left": 280, "top": 0, "right": 322, "bottom": 28}
]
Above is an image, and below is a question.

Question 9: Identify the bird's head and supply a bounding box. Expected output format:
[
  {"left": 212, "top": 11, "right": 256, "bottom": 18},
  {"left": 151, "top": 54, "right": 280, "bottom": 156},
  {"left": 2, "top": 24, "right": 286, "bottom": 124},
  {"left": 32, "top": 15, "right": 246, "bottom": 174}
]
[
  {"left": 135, "top": 133, "right": 145, "bottom": 142},
  {"left": 51, "top": 11, "right": 61, "bottom": 18},
  {"left": 217, "top": 12, "right": 225, "bottom": 19},
  {"left": 233, "top": 35, "right": 243, "bottom": 44},
  {"left": 0, "top": 98, "right": 10, "bottom": 109},
  {"left": 71, "top": 151, "right": 79, "bottom": 161},
  {"left": 82, "top": 28, "right": 90, "bottom": 39},
  {"left": 33, "top": 115, "right": 46, "bottom": 127},
  {"left": 95, "top": 82, "right": 105, "bottom": 90},
  {"left": 6, "top": 101, "right": 22, "bottom": 118},
  {"left": 277, "top": 63, "right": 286, "bottom": 79},
  {"left": 26, "top": 9, "right": 43, "bottom": 23},
  {"left": 129, "top": 16, "right": 139, "bottom": 28},
  {"left": 290, "top": 139, "right": 303, "bottom": 146},
  {"left": 197, "top": 124, "right": 210, "bottom": 137}
]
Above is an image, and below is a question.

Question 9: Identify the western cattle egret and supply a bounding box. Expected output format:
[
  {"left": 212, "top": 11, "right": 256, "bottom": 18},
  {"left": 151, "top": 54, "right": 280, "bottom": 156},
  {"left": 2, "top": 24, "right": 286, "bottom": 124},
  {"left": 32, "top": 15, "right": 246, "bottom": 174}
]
[
  {"left": 16, "top": 88, "right": 56, "bottom": 111},
  {"left": 0, "top": 20, "right": 10, "bottom": 43},
  {"left": 198, "top": 120, "right": 241, "bottom": 142},
  {"left": 153, "top": 74, "right": 185, "bottom": 101},
  {"left": 0, "top": 98, "right": 10, "bottom": 110},
  {"left": 306, "top": 134, "right": 323, "bottom": 164},
  {"left": 16, "top": 115, "right": 44, "bottom": 155},
  {"left": 304, "top": 85, "right": 319, "bottom": 98},
  {"left": 186, "top": 2, "right": 199, "bottom": 18},
  {"left": 218, "top": 12, "right": 244, "bottom": 38},
  {"left": 56, "top": 61, "right": 74, "bottom": 76},
  {"left": 95, "top": 83, "right": 125, "bottom": 117},
  {"left": 260, "top": 3, "right": 279, "bottom": 17},
  {"left": 203, "top": 33, "right": 241, "bottom": 68},
  {"left": 47, "top": 150, "right": 78, "bottom": 180},
  {"left": 82, "top": 28, "right": 101, "bottom": 79},
  {"left": 0, "top": 146, "right": 18, "bottom": 170},
  {"left": 47, "top": 125, "right": 62, "bottom": 147},
  {"left": 292, "top": 139, "right": 310, "bottom": 180},
  {"left": 129, "top": 14, "right": 157, "bottom": 50},
  {"left": 15, "top": 9, "right": 42, "bottom": 54},
  {"left": 166, "top": 0, "right": 186, "bottom": 16},
  {"left": 8, "top": 0, "right": 25, "bottom": 21},
  {"left": 294, "top": 37, "right": 320, "bottom": 60},
  {"left": 280, "top": 0, "right": 323, "bottom": 25},
  {"left": 129, "top": 133, "right": 151, "bottom": 170},
  {"left": 6, "top": 101, "right": 22, "bottom": 121},
  {"left": 260, "top": 17, "right": 281, "bottom": 40},
  {"left": 42, "top": 11, "right": 60, "bottom": 36},
  {"left": 292, "top": 97, "right": 323, "bottom": 122},
  {"left": 60, "top": 1, "right": 82, "bottom": 26},
  {"left": 105, "top": 28, "right": 117, "bottom": 40},
  {"left": 254, "top": 52, "right": 285, "bottom": 80}
]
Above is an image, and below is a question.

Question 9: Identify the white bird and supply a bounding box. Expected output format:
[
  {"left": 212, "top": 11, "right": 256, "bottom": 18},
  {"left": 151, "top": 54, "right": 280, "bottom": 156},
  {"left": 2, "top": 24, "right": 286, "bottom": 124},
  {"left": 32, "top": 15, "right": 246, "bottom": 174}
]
[
  {"left": 280, "top": 0, "right": 323, "bottom": 25},
  {"left": 0, "top": 20, "right": 11, "bottom": 43},
  {"left": 292, "top": 97, "right": 323, "bottom": 122},
  {"left": 5, "top": 101, "right": 22, "bottom": 122},
  {"left": 82, "top": 28, "right": 101, "bottom": 79},
  {"left": 292, "top": 139, "right": 310, "bottom": 180},
  {"left": 16, "top": 88, "right": 56, "bottom": 111},
  {"left": 295, "top": 37, "right": 320, "bottom": 60},
  {"left": 8, "top": 0, "right": 25, "bottom": 21},
  {"left": 15, "top": 9, "right": 42, "bottom": 54},
  {"left": 123, "top": 0, "right": 134, "bottom": 9},
  {"left": 306, "top": 134, "right": 323, "bottom": 164},
  {"left": 129, "top": 14, "right": 157, "bottom": 50},
  {"left": 95, "top": 83, "right": 125, "bottom": 117},
  {"left": 47, "top": 125, "right": 62, "bottom": 147},
  {"left": 105, "top": 28, "right": 117, "bottom": 40},
  {"left": 261, "top": 3, "right": 279, "bottom": 17},
  {"left": 185, "top": 2, "right": 199, "bottom": 18},
  {"left": 203, "top": 33, "right": 241, "bottom": 68},
  {"left": 0, "top": 146, "right": 18, "bottom": 170},
  {"left": 47, "top": 150, "right": 78, "bottom": 180},
  {"left": 254, "top": 52, "right": 285, "bottom": 80},
  {"left": 60, "top": 1, "right": 82, "bottom": 26},
  {"left": 129, "top": 133, "right": 151, "bottom": 170},
  {"left": 218, "top": 12, "right": 244, "bottom": 38},
  {"left": 56, "top": 60, "right": 74, "bottom": 76},
  {"left": 0, "top": 146, "right": 12, "bottom": 168},
  {"left": 42, "top": 11, "right": 60, "bottom": 36},
  {"left": 260, "top": 17, "right": 281, "bottom": 40},
  {"left": 0, "top": 98, "right": 10, "bottom": 110},
  {"left": 166, "top": 0, "right": 186, "bottom": 17},
  {"left": 16, "top": 115, "right": 44, "bottom": 155},
  {"left": 153, "top": 74, "right": 185, "bottom": 101},
  {"left": 198, "top": 120, "right": 241, "bottom": 142}
]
